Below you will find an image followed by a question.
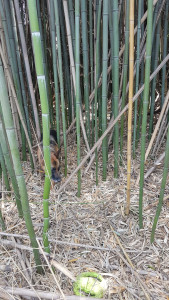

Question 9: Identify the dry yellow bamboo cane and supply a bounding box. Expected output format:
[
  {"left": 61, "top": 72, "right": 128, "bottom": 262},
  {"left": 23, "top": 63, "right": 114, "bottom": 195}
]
[{"left": 126, "top": 0, "right": 134, "bottom": 215}]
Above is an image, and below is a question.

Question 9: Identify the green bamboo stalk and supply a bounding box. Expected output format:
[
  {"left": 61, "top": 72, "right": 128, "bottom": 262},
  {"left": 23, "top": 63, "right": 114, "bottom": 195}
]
[
  {"left": 148, "top": 15, "right": 161, "bottom": 139},
  {"left": 95, "top": 0, "right": 102, "bottom": 140},
  {"left": 27, "top": 0, "right": 51, "bottom": 253},
  {"left": 151, "top": 122, "right": 169, "bottom": 242},
  {"left": 126, "top": 0, "right": 134, "bottom": 215},
  {"left": 108, "top": 2, "right": 113, "bottom": 115},
  {"left": 68, "top": 0, "right": 75, "bottom": 57},
  {"left": 89, "top": 0, "right": 94, "bottom": 146},
  {"left": 0, "top": 143, "right": 10, "bottom": 192},
  {"left": 54, "top": 0, "right": 67, "bottom": 177},
  {"left": 43, "top": 0, "right": 53, "bottom": 127},
  {"left": 133, "top": 0, "right": 142, "bottom": 158},
  {"left": 75, "top": 0, "right": 81, "bottom": 196},
  {"left": 135, "top": 1, "right": 145, "bottom": 149},
  {"left": 48, "top": 0, "right": 60, "bottom": 146},
  {"left": 37, "top": 0, "right": 53, "bottom": 127},
  {"left": 139, "top": 0, "right": 153, "bottom": 229},
  {"left": 112, "top": 0, "right": 119, "bottom": 178},
  {"left": 118, "top": 0, "right": 123, "bottom": 44},
  {"left": 58, "top": 0, "right": 72, "bottom": 125},
  {"left": 94, "top": 0, "right": 102, "bottom": 186},
  {"left": 0, "top": 0, "right": 14, "bottom": 80},
  {"left": 102, "top": 0, "right": 108, "bottom": 181},
  {"left": 120, "top": 0, "right": 129, "bottom": 163},
  {"left": 151, "top": 0, "right": 161, "bottom": 49},
  {"left": 0, "top": 115, "right": 23, "bottom": 217},
  {"left": 81, "top": 0, "right": 90, "bottom": 145},
  {"left": 161, "top": 1, "right": 169, "bottom": 107},
  {"left": 0, "top": 57, "right": 42, "bottom": 273}
]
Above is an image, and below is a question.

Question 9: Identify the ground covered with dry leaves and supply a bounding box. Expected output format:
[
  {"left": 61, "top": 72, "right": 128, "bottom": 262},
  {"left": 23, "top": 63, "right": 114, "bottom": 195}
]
[{"left": 0, "top": 132, "right": 169, "bottom": 300}]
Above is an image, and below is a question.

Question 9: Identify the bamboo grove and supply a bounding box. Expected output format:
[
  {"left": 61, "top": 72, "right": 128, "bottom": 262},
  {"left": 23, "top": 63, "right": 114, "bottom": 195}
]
[{"left": 0, "top": 0, "right": 169, "bottom": 270}]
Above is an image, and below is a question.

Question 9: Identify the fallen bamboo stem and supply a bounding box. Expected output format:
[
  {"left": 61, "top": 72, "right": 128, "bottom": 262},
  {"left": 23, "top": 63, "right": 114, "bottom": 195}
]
[
  {"left": 0, "top": 286, "right": 101, "bottom": 300},
  {"left": 144, "top": 152, "right": 165, "bottom": 179}
]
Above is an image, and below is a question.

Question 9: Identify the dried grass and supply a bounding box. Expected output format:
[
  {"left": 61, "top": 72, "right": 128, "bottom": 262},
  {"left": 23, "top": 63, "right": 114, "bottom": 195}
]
[{"left": 0, "top": 132, "right": 169, "bottom": 300}]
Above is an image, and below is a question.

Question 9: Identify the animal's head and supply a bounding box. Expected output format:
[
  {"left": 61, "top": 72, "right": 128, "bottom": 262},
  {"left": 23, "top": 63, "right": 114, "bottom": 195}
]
[{"left": 51, "top": 149, "right": 61, "bottom": 183}]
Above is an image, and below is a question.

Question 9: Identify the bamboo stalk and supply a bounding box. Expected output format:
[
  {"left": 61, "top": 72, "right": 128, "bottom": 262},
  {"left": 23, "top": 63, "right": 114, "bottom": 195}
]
[
  {"left": 94, "top": 0, "right": 102, "bottom": 185},
  {"left": 120, "top": 0, "right": 129, "bottom": 163},
  {"left": 161, "top": 0, "right": 169, "bottom": 107},
  {"left": 102, "top": 0, "right": 108, "bottom": 181},
  {"left": 75, "top": 0, "right": 81, "bottom": 196},
  {"left": 81, "top": 0, "right": 90, "bottom": 145},
  {"left": 149, "top": 12, "right": 161, "bottom": 139},
  {"left": 47, "top": 0, "right": 60, "bottom": 146},
  {"left": 126, "top": 0, "right": 134, "bottom": 215},
  {"left": 133, "top": 0, "right": 142, "bottom": 158},
  {"left": 0, "top": 143, "right": 10, "bottom": 192},
  {"left": 63, "top": 0, "right": 90, "bottom": 157},
  {"left": 27, "top": 0, "right": 51, "bottom": 253},
  {"left": 139, "top": 0, "right": 153, "bottom": 229},
  {"left": 112, "top": 0, "right": 119, "bottom": 178},
  {"left": 89, "top": 0, "right": 94, "bottom": 146},
  {"left": 54, "top": 0, "right": 67, "bottom": 177}
]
